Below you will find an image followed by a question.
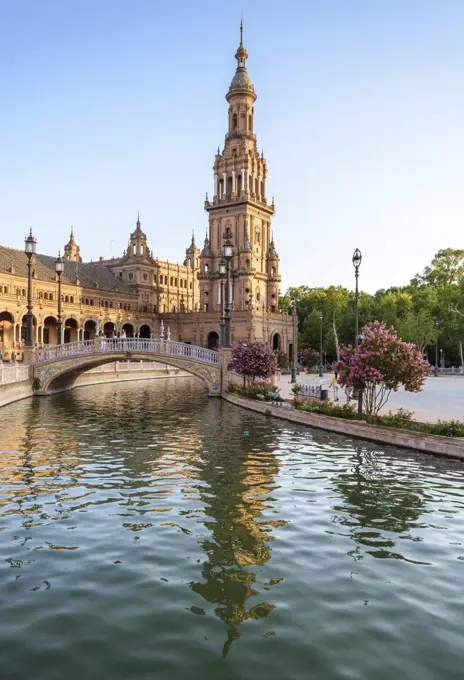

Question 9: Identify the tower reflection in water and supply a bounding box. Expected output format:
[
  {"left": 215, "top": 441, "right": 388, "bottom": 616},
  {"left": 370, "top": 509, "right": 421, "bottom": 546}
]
[{"left": 190, "top": 404, "right": 284, "bottom": 657}]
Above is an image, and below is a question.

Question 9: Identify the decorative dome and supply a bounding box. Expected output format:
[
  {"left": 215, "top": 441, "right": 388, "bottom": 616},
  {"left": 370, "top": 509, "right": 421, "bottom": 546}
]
[
  {"left": 186, "top": 230, "right": 196, "bottom": 253},
  {"left": 227, "top": 21, "right": 256, "bottom": 99},
  {"left": 229, "top": 69, "right": 254, "bottom": 92},
  {"left": 202, "top": 235, "right": 211, "bottom": 256},
  {"left": 268, "top": 236, "right": 278, "bottom": 258},
  {"left": 130, "top": 212, "right": 146, "bottom": 240}
]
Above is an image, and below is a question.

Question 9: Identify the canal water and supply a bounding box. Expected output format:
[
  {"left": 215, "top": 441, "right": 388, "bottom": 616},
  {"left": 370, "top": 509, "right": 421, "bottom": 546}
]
[{"left": 0, "top": 378, "right": 463, "bottom": 680}]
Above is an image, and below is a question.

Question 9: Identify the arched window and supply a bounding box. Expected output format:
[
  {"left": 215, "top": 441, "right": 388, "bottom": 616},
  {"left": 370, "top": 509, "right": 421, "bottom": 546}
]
[
  {"left": 39, "top": 291, "right": 43, "bottom": 299},
  {"left": 22, "top": 289, "right": 26, "bottom": 297},
  {"left": 65, "top": 295, "right": 69, "bottom": 303},
  {"left": 190, "top": 282, "right": 193, "bottom": 290},
  {"left": 174, "top": 278, "right": 178, "bottom": 287},
  {"left": 109, "top": 301, "right": 113, "bottom": 308},
  {"left": 140, "top": 244, "right": 144, "bottom": 255},
  {"left": 133, "top": 244, "right": 136, "bottom": 255},
  {"left": 170, "top": 276, "right": 173, "bottom": 286},
  {"left": 271, "top": 266, "right": 275, "bottom": 277},
  {"left": 85, "top": 298, "right": 89, "bottom": 305},
  {"left": 70, "top": 296, "right": 74, "bottom": 304},
  {"left": 104, "top": 301, "right": 108, "bottom": 308},
  {"left": 188, "top": 257, "right": 191, "bottom": 267},
  {"left": 3, "top": 286, "right": 7, "bottom": 294},
  {"left": 89, "top": 299, "right": 93, "bottom": 306},
  {"left": 248, "top": 114, "right": 252, "bottom": 130},
  {"left": 227, "top": 176, "right": 233, "bottom": 195},
  {"left": 246, "top": 259, "right": 250, "bottom": 270},
  {"left": 232, "top": 113, "right": 237, "bottom": 130},
  {"left": 204, "top": 264, "right": 209, "bottom": 273}
]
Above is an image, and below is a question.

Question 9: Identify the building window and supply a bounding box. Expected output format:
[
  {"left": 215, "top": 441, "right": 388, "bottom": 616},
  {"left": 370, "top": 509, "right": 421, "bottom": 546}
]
[
  {"left": 70, "top": 296, "right": 74, "bottom": 304},
  {"left": 22, "top": 289, "right": 26, "bottom": 297},
  {"left": 190, "top": 282, "right": 192, "bottom": 290},
  {"left": 49, "top": 293, "right": 53, "bottom": 301}
]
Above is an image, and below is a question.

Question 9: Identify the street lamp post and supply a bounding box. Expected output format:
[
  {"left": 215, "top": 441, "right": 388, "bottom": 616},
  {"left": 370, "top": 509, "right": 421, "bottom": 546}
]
[
  {"left": 24, "top": 229, "right": 37, "bottom": 348},
  {"left": 352, "top": 248, "right": 363, "bottom": 419},
  {"left": 218, "top": 259, "right": 226, "bottom": 347},
  {"left": 291, "top": 298, "right": 297, "bottom": 383},
  {"left": 434, "top": 319, "right": 439, "bottom": 376},
  {"left": 222, "top": 236, "right": 233, "bottom": 347},
  {"left": 319, "top": 310, "right": 323, "bottom": 377},
  {"left": 55, "top": 251, "right": 64, "bottom": 345}
]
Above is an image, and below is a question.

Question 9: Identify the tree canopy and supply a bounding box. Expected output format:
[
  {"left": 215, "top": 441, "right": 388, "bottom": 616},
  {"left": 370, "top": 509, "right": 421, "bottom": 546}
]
[{"left": 281, "top": 248, "right": 464, "bottom": 368}]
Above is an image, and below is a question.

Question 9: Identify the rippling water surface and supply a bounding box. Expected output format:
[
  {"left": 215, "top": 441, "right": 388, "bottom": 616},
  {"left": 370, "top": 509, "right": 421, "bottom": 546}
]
[{"left": 1, "top": 378, "right": 464, "bottom": 679}]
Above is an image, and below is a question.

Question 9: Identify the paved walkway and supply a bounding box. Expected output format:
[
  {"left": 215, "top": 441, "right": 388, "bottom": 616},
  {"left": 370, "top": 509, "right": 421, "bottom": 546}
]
[{"left": 277, "top": 372, "right": 464, "bottom": 423}]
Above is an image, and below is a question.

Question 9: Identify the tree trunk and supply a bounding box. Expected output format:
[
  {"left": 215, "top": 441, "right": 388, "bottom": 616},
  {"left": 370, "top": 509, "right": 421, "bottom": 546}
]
[
  {"left": 460, "top": 340, "right": 464, "bottom": 368},
  {"left": 332, "top": 311, "right": 340, "bottom": 362}
]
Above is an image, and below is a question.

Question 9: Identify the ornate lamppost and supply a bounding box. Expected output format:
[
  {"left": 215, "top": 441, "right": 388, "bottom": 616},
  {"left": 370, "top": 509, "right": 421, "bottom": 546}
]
[
  {"left": 222, "top": 236, "right": 233, "bottom": 347},
  {"left": 291, "top": 298, "right": 297, "bottom": 383},
  {"left": 24, "top": 229, "right": 37, "bottom": 348},
  {"left": 55, "top": 251, "right": 64, "bottom": 345},
  {"left": 434, "top": 318, "right": 439, "bottom": 376},
  {"left": 352, "top": 248, "right": 362, "bottom": 418},
  {"left": 319, "top": 310, "right": 324, "bottom": 377},
  {"left": 218, "top": 259, "right": 226, "bottom": 346}
]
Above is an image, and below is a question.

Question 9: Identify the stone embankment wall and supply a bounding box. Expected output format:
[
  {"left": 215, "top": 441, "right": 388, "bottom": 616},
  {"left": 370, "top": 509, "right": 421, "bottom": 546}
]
[
  {"left": 73, "top": 361, "right": 188, "bottom": 388},
  {"left": 223, "top": 393, "right": 464, "bottom": 460}
]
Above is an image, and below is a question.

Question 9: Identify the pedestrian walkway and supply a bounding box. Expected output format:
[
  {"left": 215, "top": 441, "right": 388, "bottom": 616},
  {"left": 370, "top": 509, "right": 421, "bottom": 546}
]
[{"left": 277, "top": 372, "right": 464, "bottom": 423}]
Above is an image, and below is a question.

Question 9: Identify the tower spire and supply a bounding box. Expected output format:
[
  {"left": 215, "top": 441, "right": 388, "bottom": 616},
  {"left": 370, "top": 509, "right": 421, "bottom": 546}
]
[{"left": 240, "top": 17, "right": 243, "bottom": 45}]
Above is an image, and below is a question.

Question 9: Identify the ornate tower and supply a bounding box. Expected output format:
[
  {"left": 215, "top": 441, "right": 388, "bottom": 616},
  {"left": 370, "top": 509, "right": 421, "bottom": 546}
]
[
  {"left": 201, "top": 22, "right": 281, "bottom": 315},
  {"left": 63, "top": 226, "right": 82, "bottom": 262}
]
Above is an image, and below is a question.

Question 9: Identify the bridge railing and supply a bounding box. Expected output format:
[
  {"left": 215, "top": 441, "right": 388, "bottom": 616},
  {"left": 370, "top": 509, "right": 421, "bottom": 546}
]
[{"left": 35, "top": 338, "right": 220, "bottom": 366}]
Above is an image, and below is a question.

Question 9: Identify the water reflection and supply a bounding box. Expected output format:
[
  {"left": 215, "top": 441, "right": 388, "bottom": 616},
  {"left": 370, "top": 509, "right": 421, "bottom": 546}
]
[
  {"left": 1, "top": 379, "right": 464, "bottom": 679},
  {"left": 191, "top": 409, "right": 281, "bottom": 656}
]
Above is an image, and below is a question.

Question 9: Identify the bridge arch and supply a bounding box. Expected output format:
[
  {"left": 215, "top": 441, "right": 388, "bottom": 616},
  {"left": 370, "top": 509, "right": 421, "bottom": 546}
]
[{"left": 33, "top": 339, "right": 221, "bottom": 396}]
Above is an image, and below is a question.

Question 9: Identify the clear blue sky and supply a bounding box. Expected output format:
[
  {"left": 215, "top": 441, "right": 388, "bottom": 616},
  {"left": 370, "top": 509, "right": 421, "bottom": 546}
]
[{"left": 1, "top": 0, "right": 463, "bottom": 292}]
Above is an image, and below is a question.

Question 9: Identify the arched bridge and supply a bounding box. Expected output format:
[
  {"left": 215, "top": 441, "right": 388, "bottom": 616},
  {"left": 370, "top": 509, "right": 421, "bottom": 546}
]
[{"left": 33, "top": 338, "right": 222, "bottom": 395}]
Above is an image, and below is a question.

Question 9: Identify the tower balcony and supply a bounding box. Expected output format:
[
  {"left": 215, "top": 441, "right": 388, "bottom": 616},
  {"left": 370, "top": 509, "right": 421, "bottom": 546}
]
[{"left": 204, "top": 191, "right": 274, "bottom": 213}]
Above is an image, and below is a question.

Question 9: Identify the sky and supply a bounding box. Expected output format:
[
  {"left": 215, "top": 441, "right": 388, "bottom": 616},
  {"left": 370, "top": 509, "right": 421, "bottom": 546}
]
[{"left": 1, "top": 0, "right": 463, "bottom": 293}]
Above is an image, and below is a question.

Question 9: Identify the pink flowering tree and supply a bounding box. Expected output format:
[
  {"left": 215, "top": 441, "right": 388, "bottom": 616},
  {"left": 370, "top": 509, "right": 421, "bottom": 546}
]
[
  {"left": 334, "top": 321, "right": 432, "bottom": 423},
  {"left": 228, "top": 341, "right": 278, "bottom": 385}
]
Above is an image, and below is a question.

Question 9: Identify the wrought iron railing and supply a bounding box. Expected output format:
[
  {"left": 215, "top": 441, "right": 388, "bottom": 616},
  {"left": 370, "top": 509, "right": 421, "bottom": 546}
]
[{"left": 35, "top": 338, "right": 220, "bottom": 366}]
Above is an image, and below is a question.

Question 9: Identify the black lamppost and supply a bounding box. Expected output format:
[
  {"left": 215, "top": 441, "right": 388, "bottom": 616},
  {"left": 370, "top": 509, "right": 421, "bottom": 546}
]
[
  {"left": 434, "top": 319, "right": 439, "bottom": 376},
  {"left": 291, "top": 298, "right": 297, "bottom": 383},
  {"left": 55, "top": 251, "right": 64, "bottom": 345},
  {"left": 319, "top": 310, "right": 323, "bottom": 377},
  {"left": 24, "top": 229, "right": 37, "bottom": 348},
  {"left": 223, "top": 236, "right": 233, "bottom": 347},
  {"left": 352, "top": 248, "right": 363, "bottom": 418},
  {"left": 218, "top": 259, "right": 226, "bottom": 346}
]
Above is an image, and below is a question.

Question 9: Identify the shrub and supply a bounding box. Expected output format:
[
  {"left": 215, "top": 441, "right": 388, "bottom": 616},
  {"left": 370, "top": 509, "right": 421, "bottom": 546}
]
[
  {"left": 377, "top": 408, "right": 415, "bottom": 429},
  {"left": 295, "top": 399, "right": 357, "bottom": 419}
]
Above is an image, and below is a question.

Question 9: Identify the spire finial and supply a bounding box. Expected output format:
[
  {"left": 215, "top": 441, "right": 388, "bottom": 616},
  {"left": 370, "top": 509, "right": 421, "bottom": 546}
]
[
  {"left": 70, "top": 224, "right": 73, "bottom": 237},
  {"left": 240, "top": 18, "right": 243, "bottom": 45}
]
